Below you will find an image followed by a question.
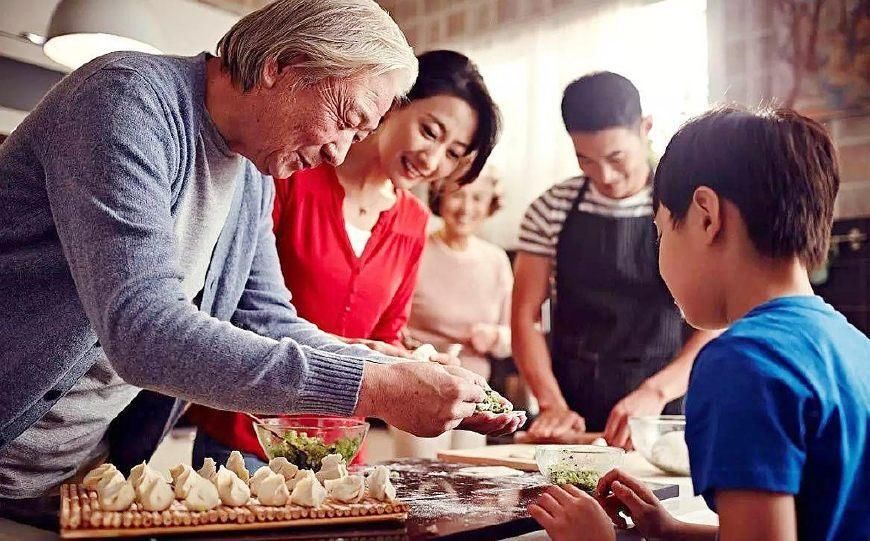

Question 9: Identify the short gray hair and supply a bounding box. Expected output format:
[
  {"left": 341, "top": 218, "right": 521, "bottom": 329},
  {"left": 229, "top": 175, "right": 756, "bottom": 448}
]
[{"left": 217, "top": 0, "right": 417, "bottom": 94}]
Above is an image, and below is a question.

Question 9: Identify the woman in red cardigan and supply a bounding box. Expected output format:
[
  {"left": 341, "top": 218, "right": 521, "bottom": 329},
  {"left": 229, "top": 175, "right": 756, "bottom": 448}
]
[{"left": 187, "top": 50, "right": 502, "bottom": 469}]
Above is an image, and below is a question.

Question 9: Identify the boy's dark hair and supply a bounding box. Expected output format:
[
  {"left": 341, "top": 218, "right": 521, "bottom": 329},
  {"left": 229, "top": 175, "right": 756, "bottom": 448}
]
[
  {"left": 561, "top": 71, "right": 642, "bottom": 132},
  {"left": 653, "top": 106, "right": 839, "bottom": 269},
  {"left": 407, "top": 50, "right": 501, "bottom": 185}
]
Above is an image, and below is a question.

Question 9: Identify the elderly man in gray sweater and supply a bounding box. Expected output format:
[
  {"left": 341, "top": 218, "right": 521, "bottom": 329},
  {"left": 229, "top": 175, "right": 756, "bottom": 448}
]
[{"left": 0, "top": 0, "right": 521, "bottom": 523}]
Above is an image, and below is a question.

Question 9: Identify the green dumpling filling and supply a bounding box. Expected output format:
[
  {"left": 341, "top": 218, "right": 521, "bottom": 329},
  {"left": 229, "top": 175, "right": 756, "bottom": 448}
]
[
  {"left": 548, "top": 464, "right": 600, "bottom": 493},
  {"left": 476, "top": 388, "right": 514, "bottom": 414}
]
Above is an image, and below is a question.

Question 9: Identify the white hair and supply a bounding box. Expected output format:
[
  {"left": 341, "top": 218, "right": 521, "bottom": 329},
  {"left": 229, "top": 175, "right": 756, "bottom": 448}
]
[{"left": 217, "top": 0, "right": 417, "bottom": 94}]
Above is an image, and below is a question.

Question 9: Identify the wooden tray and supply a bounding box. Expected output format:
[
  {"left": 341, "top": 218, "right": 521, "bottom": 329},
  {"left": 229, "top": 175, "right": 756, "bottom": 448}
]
[
  {"left": 438, "top": 444, "right": 543, "bottom": 471},
  {"left": 60, "top": 483, "right": 408, "bottom": 538}
]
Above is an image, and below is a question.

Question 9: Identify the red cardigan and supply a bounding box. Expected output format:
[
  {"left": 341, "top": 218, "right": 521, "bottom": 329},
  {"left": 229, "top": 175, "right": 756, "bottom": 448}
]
[{"left": 187, "top": 165, "right": 428, "bottom": 458}]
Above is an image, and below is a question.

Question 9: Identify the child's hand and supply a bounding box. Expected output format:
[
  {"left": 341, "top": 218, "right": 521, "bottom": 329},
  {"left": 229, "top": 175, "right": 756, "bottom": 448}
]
[
  {"left": 529, "top": 485, "right": 616, "bottom": 541},
  {"left": 596, "top": 469, "right": 680, "bottom": 538}
]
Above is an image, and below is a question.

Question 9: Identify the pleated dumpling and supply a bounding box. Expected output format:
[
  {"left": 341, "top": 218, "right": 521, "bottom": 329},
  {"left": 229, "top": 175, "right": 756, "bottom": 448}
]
[
  {"left": 215, "top": 466, "right": 251, "bottom": 507},
  {"left": 366, "top": 465, "right": 397, "bottom": 502},
  {"left": 249, "top": 466, "right": 273, "bottom": 497},
  {"left": 290, "top": 475, "right": 326, "bottom": 508},
  {"left": 324, "top": 474, "right": 365, "bottom": 503},
  {"left": 226, "top": 451, "right": 250, "bottom": 483},
  {"left": 97, "top": 474, "right": 135, "bottom": 511},
  {"left": 316, "top": 454, "right": 347, "bottom": 483},
  {"left": 269, "top": 457, "right": 299, "bottom": 481},
  {"left": 197, "top": 458, "right": 217, "bottom": 482},
  {"left": 183, "top": 472, "right": 221, "bottom": 511},
  {"left": 135, "top": 465, "right": 174, "bottom": 511},
  {"left": 257, "top": 471, "right": 290, "bottom": 506},
  {"left": 170, "top": 464, "right": 196, "bottom": 499},
  {"left": 83, "top": 463, "right": 119, "bottom": 490}
]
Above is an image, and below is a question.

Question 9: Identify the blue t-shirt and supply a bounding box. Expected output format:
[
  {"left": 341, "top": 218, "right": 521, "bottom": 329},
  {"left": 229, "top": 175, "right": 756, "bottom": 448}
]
[{"left": 686, "top": 296, "right": 869, "bottom": 541}]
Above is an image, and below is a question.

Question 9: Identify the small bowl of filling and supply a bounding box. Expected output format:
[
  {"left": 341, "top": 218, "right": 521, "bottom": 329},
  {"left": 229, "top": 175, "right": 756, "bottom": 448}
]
[
  {"left": 252, "top": 416, "right": 369, "bottom": 471},
  {"left": 535, "top": 445, "right": 626, "bottom": 493},
  {"left": 628, "top": 415, "right": 690, "bottom": 476}
]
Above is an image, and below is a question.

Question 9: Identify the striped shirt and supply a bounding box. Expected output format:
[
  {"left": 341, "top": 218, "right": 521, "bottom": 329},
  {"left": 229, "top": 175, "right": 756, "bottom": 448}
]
[{"left": 518, "top": 176, "right": 654, "bottom": 258}]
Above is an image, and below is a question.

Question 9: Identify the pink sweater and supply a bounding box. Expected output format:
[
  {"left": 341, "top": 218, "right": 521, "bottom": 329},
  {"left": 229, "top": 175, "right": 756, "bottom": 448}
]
[{"left": 408, "top": 234, "right": 513, "bottom": 378}]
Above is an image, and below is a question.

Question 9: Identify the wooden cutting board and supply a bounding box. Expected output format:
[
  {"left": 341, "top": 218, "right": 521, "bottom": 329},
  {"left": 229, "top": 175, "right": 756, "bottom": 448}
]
[
  {"left": 438, "top": 433, "right": 605, "bottom": 472},
  {"left": 60, "top": 483, "right": 408, "bottom": 538}
]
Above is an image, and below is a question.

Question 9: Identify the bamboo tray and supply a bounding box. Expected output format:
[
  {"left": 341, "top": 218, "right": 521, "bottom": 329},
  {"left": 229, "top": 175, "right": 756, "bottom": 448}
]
[{"left": 60, "top": 483, "right": 409, "bottom": 538}]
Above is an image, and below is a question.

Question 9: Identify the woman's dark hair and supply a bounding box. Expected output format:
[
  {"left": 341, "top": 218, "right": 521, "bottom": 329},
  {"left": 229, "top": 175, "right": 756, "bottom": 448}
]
[
  {"left": 406, "top": 50, "right": 501, "bottom": 185},
  {"left": 561, "top": 71, "right": 642, "bottom": 132},
  {"left": 654, "top": 105, "right": 839, "bottom": 270}
]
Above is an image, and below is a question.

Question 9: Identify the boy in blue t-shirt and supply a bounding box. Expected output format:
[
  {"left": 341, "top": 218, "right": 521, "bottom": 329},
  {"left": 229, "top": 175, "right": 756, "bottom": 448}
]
[{"left": 529, "top": 106, "right": 869, "bottom": 541}]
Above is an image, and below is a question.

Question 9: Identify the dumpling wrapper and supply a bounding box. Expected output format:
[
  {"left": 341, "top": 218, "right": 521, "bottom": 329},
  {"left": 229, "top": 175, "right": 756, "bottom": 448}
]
[
  {"left": 197, "top": 458, "right": 217, "bottom": 481},
  {"left": 250, "top": 466, "right": 273, "bottom": 496},
  {"left": 290, "top": 475, "right": 326, "bottom": 508},
  {"left": 226, "top": 450, "right": 250, "bottom": 483},
  {"left": 83, "top": 464, "right": 118, "bottom": 490},
  {"left": 316, "top": 454, "right": 348, "bottom": 483},
  {"left": 137, "top": 468, "right": 174, "bottom": 511},
  {"left": 257, "top": 471, "right": 289, "bottom": 506},
  {"left": 215, "top": 466, "right": 251, "bottom": 507},
  {"left": 411, "top": 344, "right": 438, "bottom": 361},
  {"left": 128, "top": 461, "right": 149, "bottom": 488},
  {"left": 183, "top": 474, "right": 221, "bottom": 511},
  {"left": 170, "top": 464, "right": 196, "bottom": 499},
  {"left": 325, "top": 475, "right": 365, "bottom": 504},
  {"left": 97, "top": 470, "right": 125, "bottom": 492},
  {"left": 269, "top": 457, "right": 299, "bottom": 481},
  {"left": 366, "top": 465, "right": 397, "bottom": 502},
  {"left": 97, "top": 475, "right": 135, "bottom": 511}
]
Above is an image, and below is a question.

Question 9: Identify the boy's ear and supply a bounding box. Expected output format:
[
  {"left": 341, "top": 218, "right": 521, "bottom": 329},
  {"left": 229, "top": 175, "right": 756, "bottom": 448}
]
[{"left": 691, "top": 186, "right": 722, "bottom": 245}]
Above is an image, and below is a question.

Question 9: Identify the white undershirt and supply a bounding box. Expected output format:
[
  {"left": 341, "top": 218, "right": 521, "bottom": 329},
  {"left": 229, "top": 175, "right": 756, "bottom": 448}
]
[{"left": 345, "top": 222, "right": 373, "bottom": 257}]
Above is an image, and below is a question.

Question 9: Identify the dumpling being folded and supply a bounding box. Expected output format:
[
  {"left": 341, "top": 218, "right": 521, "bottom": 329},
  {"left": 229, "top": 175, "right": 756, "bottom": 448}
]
[
  {"left": 170, "top": 464, "right": 196, "bottom": 499},
  {"left": 226, "top": 451, "right": 250, "bottom": 483},
  {"left": 290, "top": 475, "right": 326, "bottom": 508},
  {"left": 269, "top": 457, "right": 299, "bottom": 481},
  {"left": 324, "top": 475, "right": 365, "bottom": 504},
  {"left": 215, "top": 466, "right": 251, "bottom": 507},
  {"left": 257, "top": 471, "right": 290, "bottom": 506},
  {"left": 183, "top": 473, "right": 221, "bottom": 511},
  {"left": 316, "top": 454, "right": 347, "bottom": 483},
  {"left": 286, "top": 469, "right": 316, "bottom": 492},
  {"left": 366, "top": 465, "right": 397, "bottom": 502},
  {"left": 197, "top": 458, "right": 217, "bottom": 481},
  {"left": 249, "top": 466, "right": 273, "bottom": 496},
  {"left": 97, "top": 474, "right": 135, "bottom": 511},
  {"left": 83, "top": 464, "right": 119, "bottom": 490},
  {"left": 136, "top": 467, "right": 174, "bottom": 511}
]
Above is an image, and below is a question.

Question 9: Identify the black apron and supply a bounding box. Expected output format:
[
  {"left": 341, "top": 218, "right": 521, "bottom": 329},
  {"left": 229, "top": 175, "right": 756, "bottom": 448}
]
[{"left": 552, "top": 179, "right": 684, "bottom": 431}]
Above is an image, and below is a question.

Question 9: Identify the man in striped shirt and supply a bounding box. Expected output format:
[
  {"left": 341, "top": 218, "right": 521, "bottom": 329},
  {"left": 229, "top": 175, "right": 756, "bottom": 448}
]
[{"left": 511, "top": 72, "right": 718, "bottom": 447}]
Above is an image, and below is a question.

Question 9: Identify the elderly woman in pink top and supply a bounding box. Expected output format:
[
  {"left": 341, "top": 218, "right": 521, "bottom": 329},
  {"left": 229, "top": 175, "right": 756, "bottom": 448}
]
[{"left": 395, "top": 171, "right": 513, "bottom": 456}]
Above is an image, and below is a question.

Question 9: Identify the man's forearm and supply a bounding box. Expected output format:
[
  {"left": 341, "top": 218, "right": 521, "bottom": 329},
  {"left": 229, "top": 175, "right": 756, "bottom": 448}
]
[
  {"left": 512, "top": 320, "right": 567, "bottom": 410},
  {"left": 642, "top": 329, "right": 721, "bottom": 402}
]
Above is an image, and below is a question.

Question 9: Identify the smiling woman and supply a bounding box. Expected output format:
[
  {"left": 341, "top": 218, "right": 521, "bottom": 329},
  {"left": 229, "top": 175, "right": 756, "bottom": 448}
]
[{"left": 186, "top": 50, "right": 503, "bottom": 469}]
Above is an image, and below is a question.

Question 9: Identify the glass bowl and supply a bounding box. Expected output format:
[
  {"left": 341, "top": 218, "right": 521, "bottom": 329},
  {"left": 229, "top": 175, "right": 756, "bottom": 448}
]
[
  {"left": 628, "top": 415, "right": 690, "bottom": 476},
  {"left": 535, "top": 445, "right": 626, "bottom": 492},
  {"left": 252, "top": 416, "right": 369, "bottom": 471}
]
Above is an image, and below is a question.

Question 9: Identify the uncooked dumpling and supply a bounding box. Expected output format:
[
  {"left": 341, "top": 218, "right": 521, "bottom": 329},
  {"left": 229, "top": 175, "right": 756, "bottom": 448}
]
[
  {"left": 97, "top": 475, "right": 135, "bottom": 511},
  {"left": 136, "top": 467, "right": 174, "bottom": 511},
  {"left": 226, "top": 450, "right": 250, "bottom": 483},
  {"left": 316, "top": 454, "right": 347, "bottom": 483},
  {"left": 269, "top": 457, "right": 299, "bottom": 481},
  {"left": 97, "top": 470, "right": 125, "bottom": 492},
  {"left": 249, "top": 466, "right": 273, "bottom": 496},
  {"left": 366, "top": 465, "right": 396, "bottom": 502},
  {"left": 215, "top": 466, "right": 251, "bottom": 507},
  {"left": 83, "top": 464, "right": 119, "bottom": 490},
  {"left": 324, "top": 475, "right": 365, "bottom": 503},
  {"left": 257, "top": 471, "right": 289, "bottom": 506},
  {"left": 197, "top": 457, "right": 217, "bottom": 481},
  {"left": 128, "top": 461, "right": 148, "bottom": 487},
  {"left": 170, "top": 464, "right": 196, "bottom": 499},
  {"left": 183, "top": 473, "right": 221, "bottom": 511},
  {"left": 286, "top": 469, "right": 316, "bottom": 492},
  {"left": 290, "top": 475, "right": 326, "bottom": 508}
]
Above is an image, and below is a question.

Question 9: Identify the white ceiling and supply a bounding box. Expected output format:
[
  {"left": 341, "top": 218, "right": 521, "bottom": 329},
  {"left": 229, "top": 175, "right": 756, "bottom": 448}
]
[{"left": 0, "top": 0, "right": 241, "bottom": 72}]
